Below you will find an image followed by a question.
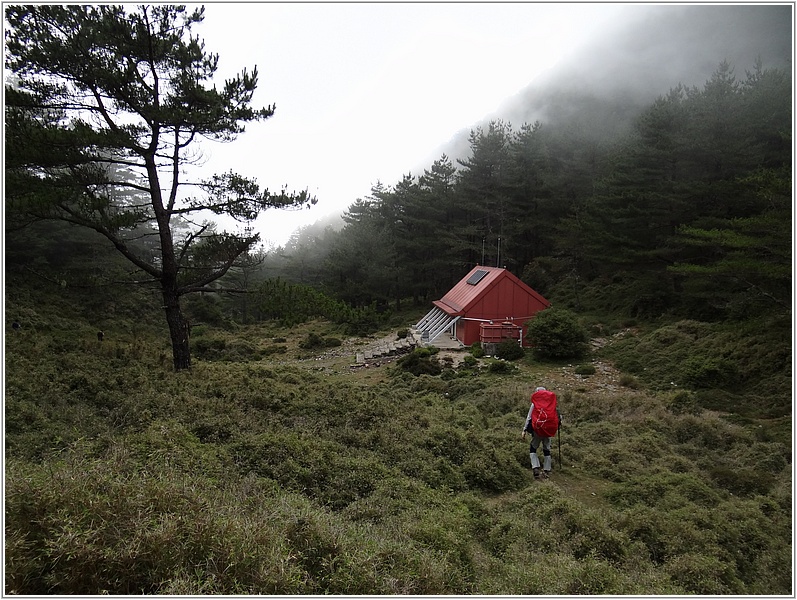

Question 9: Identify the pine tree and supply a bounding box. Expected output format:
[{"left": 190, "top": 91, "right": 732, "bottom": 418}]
[
  {"left": 456, "top": 120, "right": 513, "bottom": 267},
  {"left": 5, "top": 5, "right": 313, "bottom": 369}
]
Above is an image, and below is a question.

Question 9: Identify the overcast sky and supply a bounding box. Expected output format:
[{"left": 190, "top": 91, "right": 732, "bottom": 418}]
[{"left": 194, "top": 3, "right": 646, "bottom": 247}]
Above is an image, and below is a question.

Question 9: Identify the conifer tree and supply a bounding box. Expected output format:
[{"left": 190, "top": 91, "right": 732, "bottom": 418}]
[
  {"left": 416, "top": 156, "right": 461, "bottom": 296},
  {"left": 456, "top": 120, "right": 513, "bottom": 267},
  {"left": 5, "top": 5, "right": 314, "bottom": 370}
]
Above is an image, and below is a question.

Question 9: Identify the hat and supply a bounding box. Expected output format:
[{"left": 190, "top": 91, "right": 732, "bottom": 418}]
[{"left": 534, "top": 386, "right": 546, "bottom": 392}]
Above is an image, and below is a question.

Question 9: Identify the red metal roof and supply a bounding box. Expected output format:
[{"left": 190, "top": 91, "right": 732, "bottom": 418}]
[
  {"left": 435, "top": 266, "right": 503, "bottom": 314},
  {"left": 434, "top": 265, "right": 550, "bottom": 317}
]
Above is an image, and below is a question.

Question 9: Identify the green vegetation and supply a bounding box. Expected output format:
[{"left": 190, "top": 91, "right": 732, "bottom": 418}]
[
  {"left": 396, "top": 347, "right": 442, "bottom": 376},
  {"left": 526, "top": 308, "right": 590, "bottom": 360},
  {"left": 256, "top": 279, "right": 385, "bottom": 335},
  {"left": 5, "top": 5, "right": 314, "bottom": 370},
  {"left": 4, "top": 7, "right": 790, "bottom": 595},
  {"left": 4, "top": 276, "right": 791, "bottom": 594},
  {"left": 603, "top": 318, "right": 791, "bottom": 417},
  {"left": 574, "top": 364, "right": 597, "bottom": 376},
  {"left": 495, "top": 340, "right": 526, "bottom": 361}
]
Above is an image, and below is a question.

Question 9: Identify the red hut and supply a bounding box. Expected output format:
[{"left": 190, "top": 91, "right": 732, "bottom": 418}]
[{"left": 415, "top": 266, "right": 551, "bottom": 347}]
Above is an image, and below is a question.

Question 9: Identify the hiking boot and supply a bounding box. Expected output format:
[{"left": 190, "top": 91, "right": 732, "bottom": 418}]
[
  {"left": 533, "top": 467, "right": 541, "bottom": 480},
  {"left": 542, "top": 470, "right": 551, "bottom": 479}
]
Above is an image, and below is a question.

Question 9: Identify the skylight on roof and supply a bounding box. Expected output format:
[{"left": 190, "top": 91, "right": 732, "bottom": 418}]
[{"left": 466, "top": 269, "right": 489, "bottom": 285}]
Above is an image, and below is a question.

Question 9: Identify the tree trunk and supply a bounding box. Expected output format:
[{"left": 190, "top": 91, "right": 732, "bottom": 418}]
[{"left": 163, "top": 288, "right": 191, "bottom": 371}]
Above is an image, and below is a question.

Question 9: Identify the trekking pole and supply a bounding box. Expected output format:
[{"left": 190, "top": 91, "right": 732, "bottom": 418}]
[{"left": 557, "top": 425, "right": 562, "bottom": 470}]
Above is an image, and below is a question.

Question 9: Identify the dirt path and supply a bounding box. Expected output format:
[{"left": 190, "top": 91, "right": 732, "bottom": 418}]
[
  {"left": 306, "top": 330, "right": 636, "bottom": 402},
  {"left": 543, "top": 360, "right": 629, "bottom": 397}
]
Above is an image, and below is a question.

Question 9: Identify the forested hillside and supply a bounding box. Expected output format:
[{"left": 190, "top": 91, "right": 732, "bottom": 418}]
[{"left": 265, "top": 61, "right": 790, "bottom": 322}]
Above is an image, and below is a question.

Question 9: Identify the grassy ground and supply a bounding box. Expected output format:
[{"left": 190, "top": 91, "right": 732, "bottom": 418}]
[{"left": 4, "top": 297, "right": 792, "bottom": 595}]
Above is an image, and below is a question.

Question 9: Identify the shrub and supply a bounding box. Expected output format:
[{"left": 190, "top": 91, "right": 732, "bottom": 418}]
[
  {"left": 488, "top": 360, "right": 516, "bottom": 374},
  {"left": 666, "top": 391, "right": 701, "bottom": 415},
  {"left": 604, "top": 319, "right": 789, "bottom": 413},
  {"left": 396, "top": 349, "right": 442, "bottom": 376},
  {"left": 5, "top": 455, "right": 285, "bottom": 595},
  {"left": 261, "top": 344, "right": 288, "bottom": 356},
  {"left": 461, "top": 447, "right": 527, "bottom": 493},
  {"left": 708, "top": 466, "right": 776, "bottom": 496},
  {"left": 224, "top": 339, "right": 261, "bottom": 361},
  {"left": 682, "top": 356, "right": 738, "bottom": 388},
  {"left": 469, "top": 342, "right": 485, "bottom": 358},
  {"left": 299, "top": 332, "right": 326, "bottom": 349},
  {"left": 231, "top": 432, "right": 392, "bottom": 509},
  {"left": 526, "top": 309, "right": 589, "bottom": 360},
  {"left": 618, "top": 374, "right": 640, "bottom": 388},
  {"left": 460, "top": 355, "right": 478, "bottom": 368},
  {"left": 192, "top": 335, "right": 227, "bottom": 359},
  {"left": 664, "top": 553, "right": 743, "bottom": 594},
  {"left": 495, "top": 340, "right": 525, "bottom": 361},
  {"left": 4, "top": 287, "right": 792, "bottom": 596},
  {"left": 184, "top": 295, "right": 230, "bottom": 328},
  {"left": 574, "top": 364, "right": 596, "bottom": 376},
  {"left": 605, "top": 472, "right": 721, "bottom": 510},
  {"left": 186, "top": 335, "right": 268, "bottom": 363}
]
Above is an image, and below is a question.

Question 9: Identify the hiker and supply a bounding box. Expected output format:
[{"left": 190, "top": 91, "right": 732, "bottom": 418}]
[{"left": 521, "top": 386, "right": 561, "bottom": 480}]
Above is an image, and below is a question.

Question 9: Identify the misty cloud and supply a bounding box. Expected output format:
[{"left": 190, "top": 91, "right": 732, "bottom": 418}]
[{"left": 429, "top": 4, "right": 792, "bottom": 165}]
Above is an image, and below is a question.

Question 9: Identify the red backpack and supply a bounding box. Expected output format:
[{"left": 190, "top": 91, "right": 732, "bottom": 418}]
[{"left": 530, "top": 389, "right": 559, "bottom": 437}]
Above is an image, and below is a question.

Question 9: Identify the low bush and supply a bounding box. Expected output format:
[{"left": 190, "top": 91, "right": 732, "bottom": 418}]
[
  {"left": 495, "top": 340, "right": 525, "bottom": 361},
  {"left": 192, "top": 334, "right": 226, "bottom": 357},
  {"left": 618, "top": 374, "right": 640, "bottom": 388},
  {"left": 396, "top": 348, "right": 442, "bottom": 376},
  {"left": 487, "top": 360, "right": 517, "bottom": 374},
  {"left": 574, "top": 364, "right": 596, "bottom": 376},
  {"left": 681, "top": 356, "right": 738, "bottom": 388},
  {"left": 224, "top": 339, "right": 261, "bottom": 361},
  {"left": 254, "top": 280, "right": 385, "bottom": 336},
  {"left": 708, "top": 465, "right": 776, "bottom": 496},
  {"left": 603, "top": 319, "right": 790, "bottom": 416},
  {"left": 664, "top": 553, "right": 744, "bottom": 594},
  {"left": 298, "top": 332, "right": 341, "bottom": 349},
  {"left": 460, "top": 354, "right": 478, "bottom": 368},
  {"left": 665, "top": 390, "right": 701, "bottom": 415},
  {"left": 605, "top": 471, "right": 721, "bottom": 510},
  {"left": 261, "top": 344, "right": 288, "bottom": 356},
  {"left": 184, "top": 295, "right": 231, "bottom": 328},
  {"left": 526, "top": 308, "right": 589, "bottom": 360}
]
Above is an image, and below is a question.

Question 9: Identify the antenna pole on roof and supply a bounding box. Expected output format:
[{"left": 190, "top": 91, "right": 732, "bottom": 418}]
[
  {"left": 481, "top": 238, "right": 485, "bottom": 265},
  {"left": 496, "top": 237, "right": 501, "bottom": 267}
]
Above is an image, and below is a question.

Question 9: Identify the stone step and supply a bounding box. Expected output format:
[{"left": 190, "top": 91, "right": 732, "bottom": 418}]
[{"left": 354, "top": 335, "right": 418, "bottom": 364}]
